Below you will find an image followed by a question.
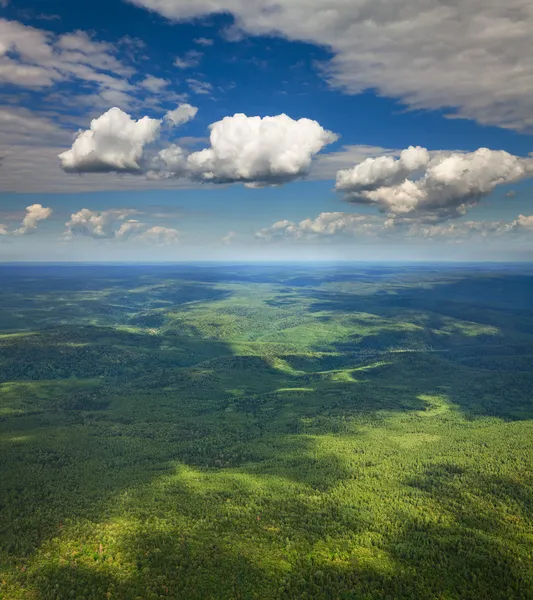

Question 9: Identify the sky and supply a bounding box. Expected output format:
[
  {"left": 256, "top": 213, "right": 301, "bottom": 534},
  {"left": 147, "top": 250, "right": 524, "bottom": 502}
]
[{"left": 1, "top": 0, "right": 533, "bottom": 262}]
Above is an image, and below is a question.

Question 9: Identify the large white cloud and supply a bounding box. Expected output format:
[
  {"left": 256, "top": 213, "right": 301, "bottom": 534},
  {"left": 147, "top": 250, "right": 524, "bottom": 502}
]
[
  {"left": 14, "top": 204, "right": 53, "bottom": 235},
  {"left": 58, "top": 103, "right": 199, "bottom": 174},
  {"left": 184, "top": 113, "right": 338, "bottom": 186},
  {"left": 336, "top": 147, "right": 533, "bottom": 222},
  {"left": 125, "top": 0, "right": 533, "bottom": 131},
  {"left": 58, "top": 108, "right": 161, "bottom": 173},
  {"left": 61, "top": 109, "right": 337, "bottom": 186}
]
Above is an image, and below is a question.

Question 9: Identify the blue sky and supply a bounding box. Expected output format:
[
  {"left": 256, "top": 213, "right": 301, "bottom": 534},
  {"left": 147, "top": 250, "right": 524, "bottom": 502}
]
[{"left": 1, "top": 0, "right": 532, "bottom": 261}]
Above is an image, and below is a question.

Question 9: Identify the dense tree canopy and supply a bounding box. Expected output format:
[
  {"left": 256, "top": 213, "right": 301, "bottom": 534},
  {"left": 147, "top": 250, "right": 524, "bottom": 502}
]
[{"left": 1, "top": 265, "right": 532, "bottom": 599}]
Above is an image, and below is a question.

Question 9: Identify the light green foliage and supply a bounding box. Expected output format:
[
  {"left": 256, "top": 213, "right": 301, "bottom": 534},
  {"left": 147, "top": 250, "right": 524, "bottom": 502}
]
[{"left": 0, "top": 264, "right": 533, "bottom": 599}]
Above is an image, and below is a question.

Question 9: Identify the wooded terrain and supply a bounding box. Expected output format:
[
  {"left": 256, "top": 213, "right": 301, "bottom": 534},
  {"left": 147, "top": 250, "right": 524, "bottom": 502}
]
[{"left": 1, "top": 264, "right": 532, "bottom": 599}]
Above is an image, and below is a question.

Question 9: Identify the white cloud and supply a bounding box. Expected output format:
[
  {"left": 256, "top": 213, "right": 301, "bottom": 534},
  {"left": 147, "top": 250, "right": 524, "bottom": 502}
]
[
  {"left": 174, "top": 50, "right": 203, "bottom": 69},
  {"left": 64, "top": 208, "right": 138, "bottom": 239},
  {"left": 194, "top": 38, "right": 213, "bottom": 46},
  {"left": 336, "top": 147, "right": 533, "bottom": 223},
  {"left": 311, "top": 144, "right": 399, "bottom": 181},
  {"left": 125, "top": 0, "right": 533, "bottom": 131},
  {"left": 0, "top": 143, "right": 209, "bottom": 193},
  {"left": 150, "top": 144, "right": 188, "bottom": 178},
  {"left": 0, "top": 223, "right": 8, "bottom": 235},
  {"left": 183, "top": 113, "right": 338, "bottom": 186},
  {"left": 256, "top": 211, "right": 533, "bottom": 243},
  {"left": 514, "top": 214, "right": 533, "bottom": 230},
  {"left": 62, "top": 109, "right": 337, "bottom": 187},
  {"left": 134, "top": 225, "right": 179, "bottom": 244},
  {"left": 64, "top": 209, "right": 179, "bottom": 244},
  {"left": 336, "top": 146, "right": 430, "bottom": 193},
  {"left": 115, "top": 221, "right": 180, "bottom": 244},
  {"left": 139, "top": 75, "right": 169, "bottom": 93},
  {"left": 256, "top": 212, "right": 381, "bottom": 240},
  {"left": 114, "top": 220, "right": 147, "bottom": 239},
  {"left": 165, "top": 103, "right": 198, "bottom": 126},
  {"left": 0, "top": 19, "right": 132, "bottom": 91},
  {"left": 186, "top": 78, "right": 213, "bottom": 95},
  {"left": 13, "top": 204, "right": 52, "bottom": 235},
  {"left": 58, "top": 107, "right": 161, "bottom": 173}
]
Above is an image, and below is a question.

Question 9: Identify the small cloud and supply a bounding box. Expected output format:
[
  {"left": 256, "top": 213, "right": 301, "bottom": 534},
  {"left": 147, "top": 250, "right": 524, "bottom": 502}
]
[
  {"left": 63, "top": 209, "right": 178, "bottom": 244},
  {"left": 506, "top": 190, "right": 517, "bottom": 198},
  {"left": 135, "top": 226, "right": 179, "bottom": 245},
  {"left": 186, "top": 78, "right": 213, "bottom": 95},
  {"left": 14, "top": 204, "right": 53, "bottom": 235},
  {"left": 165, "top": 103, "right": 198, "bottom": 126},
  {"left": 139, "top": 75, "right": 169, "bottom": 93},
  {"left": 221, "top": 231, "right": 237, "bottom": 245},
  {"left": 174, "top": 50, "right": 203, "bottom": 69},
  {"left": 194, "top": 37, "right": 213, "bottom": 46}
]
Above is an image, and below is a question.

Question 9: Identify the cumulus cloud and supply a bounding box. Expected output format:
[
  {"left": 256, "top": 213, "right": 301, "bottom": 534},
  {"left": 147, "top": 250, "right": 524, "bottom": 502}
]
[
  {"left": 406, "top": 215, "right": 533, "bottom": 239},
  {"left": 0, "top": 223, "right": 8, "bottom": 235},
  {"left": 183, "top": 113, "right": 338, "bottom": 186},
  {"left": 125, "top": 0, "right": 533, "bottom": 131},
  {"left": 134, "top": 226, "right": 179, "bottom": 244},
  {"left": 336, "top": 146, "right": 429, "bottom": 193},
  {"left": 14, "top": 204, "right": 52, "bottom": 235},
  {"left": 514, "top": 214, "right": 533, "bottom": 230},
  {"left": 64, "top": 208, "right": 138, "bottom": 239},
  {"left": 256, "top": 212, "right": 381, "bottom": 240},
  {"left": 64, "top": 209, "right": 179, "bottom": 244},
  {"left": 62, "top": 109, "right": 337, "bottom": 187},
  {"left": 58, "top": 108, "right": 161, "bottom": 173},
  {"left": 311, "top": 144, "right": 400, "bottom": 181},
  {"left": 114, "top": 221, "right": 179, "bottom": 244},
  {"left": 114, "top": 220, "right": 147, "bottom": 240},
  {"left": 149, "top": 144, "right": 189, "bottom": 178},
  {"left": 58, "top": 104, "right": 199, "bottom": 174},
  {"left": 256, "top": 211, "right": 533, "bottom": 244},
  {"left": 336, "top": 147, "right": 533, "bottom": 223},
  {"left": 165, "top": 103, "right": 198, "bottom": 126}
]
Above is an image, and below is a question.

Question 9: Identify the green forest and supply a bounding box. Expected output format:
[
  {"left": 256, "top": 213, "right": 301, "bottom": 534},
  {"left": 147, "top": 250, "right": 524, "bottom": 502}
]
[{"left": 1, "top": 264, "right": 532, "bottom": 600}]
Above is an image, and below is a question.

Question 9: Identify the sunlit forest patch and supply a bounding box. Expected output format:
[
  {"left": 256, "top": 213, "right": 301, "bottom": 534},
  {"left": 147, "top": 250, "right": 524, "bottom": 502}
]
[{"left": 1, "top": 264, "right": 533, "bottom": 599}]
